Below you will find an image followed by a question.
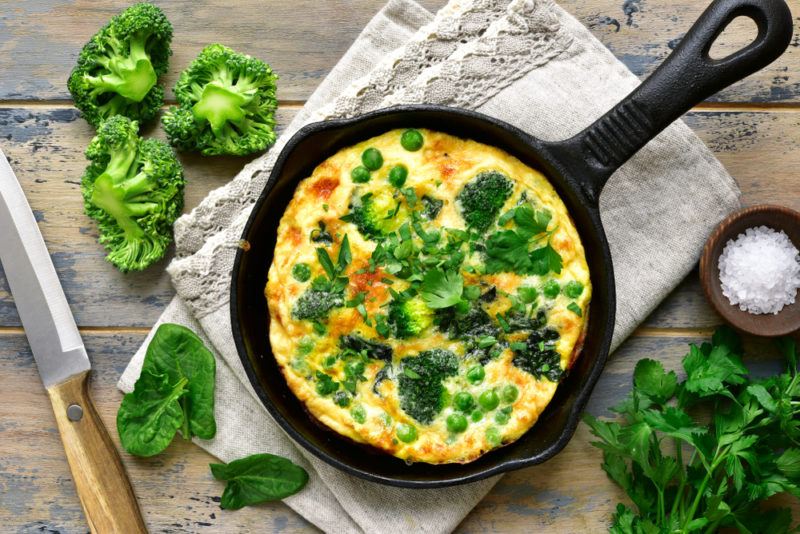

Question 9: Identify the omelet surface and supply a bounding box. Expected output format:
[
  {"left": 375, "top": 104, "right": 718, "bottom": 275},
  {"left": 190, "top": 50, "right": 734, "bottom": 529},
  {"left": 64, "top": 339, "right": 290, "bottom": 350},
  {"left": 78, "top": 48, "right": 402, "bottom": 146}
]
[{"left": 267, "top": 129, "right": 591, "bottom": 464}]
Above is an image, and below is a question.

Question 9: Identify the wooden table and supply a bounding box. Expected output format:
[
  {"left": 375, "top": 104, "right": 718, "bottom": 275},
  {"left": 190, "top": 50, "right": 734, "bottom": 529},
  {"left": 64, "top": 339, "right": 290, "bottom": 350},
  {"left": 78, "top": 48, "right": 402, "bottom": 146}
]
[{"left": 1, "top": 1, "right": 798, "bottom": 532}]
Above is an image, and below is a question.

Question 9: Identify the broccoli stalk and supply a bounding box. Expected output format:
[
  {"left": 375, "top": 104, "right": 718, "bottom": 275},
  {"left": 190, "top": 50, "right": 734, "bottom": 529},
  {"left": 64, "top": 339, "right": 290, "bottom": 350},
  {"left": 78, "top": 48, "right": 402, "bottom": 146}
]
[
  {"left": 68, "top": 3, "right": 173, "bottom": 127},
  {"left": 163, "top": 44, "right": 278, "bottom": 156},
  {"left": 82, "top": 116, "right": 184, "bottom": 272}
]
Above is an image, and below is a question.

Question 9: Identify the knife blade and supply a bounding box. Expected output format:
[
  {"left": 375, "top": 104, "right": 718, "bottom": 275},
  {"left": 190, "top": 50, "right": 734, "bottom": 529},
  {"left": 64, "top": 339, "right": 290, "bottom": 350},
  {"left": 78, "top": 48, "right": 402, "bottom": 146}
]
[
  {"left": 0, "top": 149, "right": 147, "bottom": 533},
  {"left": 0, "top": 150, "right": 90, "bottom": 387}
]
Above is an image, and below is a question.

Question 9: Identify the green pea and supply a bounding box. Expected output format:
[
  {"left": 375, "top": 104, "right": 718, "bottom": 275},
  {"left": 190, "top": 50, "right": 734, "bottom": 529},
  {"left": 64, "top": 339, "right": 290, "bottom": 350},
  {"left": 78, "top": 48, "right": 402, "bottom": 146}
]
[
  {"left": 478, "top": 389, "right": 500, "bottom": 411},
  {"left": 470, "top": 409, "right": 484, "bottom": 422},
  {"left": 291, "top": 263, "right": 311, "bottom": 282},
  {"left": 486, "top": 427, "right": 502, "bottom": 446},
  {"left": 518, "top": 286, "right": 538, "bottom": 303},
  {"left": 396, "top": 423, "right": 418, "bottom": 443},
  {"left": 564, "top": 280, "right": 584, "bottom": 298},
  {"left": 494, "top": 410, "right": 510, "bottom": 425},
  {"left": 447, "top": 413, "right": 468, "bottom": 433},
  {"left": 501, "top": 384, "right": 519, "bottom": 404},
  {"left": 351, "top": 165, "right": 371, "bottom": 183},
  {"left": 454, "top": 392, "right": 475, "bottom": 412},
  {"left": 388, "top": 164, "right": 408, "bottom": 187},
  {"left": 361, "top": 148, "right": 384, "bottom": 170},
  {"left": 466, "top": 365, "right": 485, "bottom": 384},
  {"left": 400, "top": 129, "right": 424, "bottom": 151},
  {"left": 543, "top": 280, "right": 560, "bottom": 298},
  {"left": 351, "top": 405, "right": 367, "bottom": 424}
]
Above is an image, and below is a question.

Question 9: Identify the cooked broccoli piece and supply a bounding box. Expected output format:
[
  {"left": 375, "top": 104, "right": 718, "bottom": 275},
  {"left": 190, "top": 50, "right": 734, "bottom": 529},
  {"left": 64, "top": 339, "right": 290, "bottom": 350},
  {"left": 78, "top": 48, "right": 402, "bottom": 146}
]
[
  {"left": 81, "top": 115, "right": 184, "bottom": 272},
  {"left": 398, "top": 349, "right": 459, "bottom": 424},
  {"left": 388, "top": 296, "right": 433, "bottom": 339},
  {"left": 512, "top": 328, "right": 563, "bottom": 382},
  {"left": 292, "top": 288, "right": 344, "bottom": 321},
  {"left": 68, "top": 3, "right": 173, "bottom": 128},
  {"left": 348, "top": 190, "right": 407, "bottom": 240},
  {"left": 339, "top": 334, "right": 392, "bottom": 362},
  {"left": 456, "top": 171, "right": 513, "bottom": 232},
  {"left": 162, "top": 44, "right": 278, "bottom": 156}
]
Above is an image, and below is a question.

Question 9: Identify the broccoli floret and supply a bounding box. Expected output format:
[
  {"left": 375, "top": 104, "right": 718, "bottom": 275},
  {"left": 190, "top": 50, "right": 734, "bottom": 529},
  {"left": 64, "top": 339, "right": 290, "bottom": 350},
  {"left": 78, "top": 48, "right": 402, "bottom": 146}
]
[
  {"left": 68, "top": 3, "right": 173, "bottom": 128},
  {"left": 388, "top": 296, "right": 433, "bottom": 339},
  {"left": 512, "top": 328, "right": 563, "bottom": 382},
  {"left": 162, "top": 44, "right": 278, "bottom": 156},
  {"left": 81, "top": 115, "right": 184, "bottom": 272},
  {"left": 339, "top": 334, "right": 392, "bottom": 362},
  {"left": 292, "top": 288, "right": 344, "bottom": 321},
  {"left": 348, "top": 190, "right": 407, "bottom": 240},
  {"left": 398, "top": 349, "right": 459, "bottom": 424},
  {"left": 456, "top": 171, "right": 513, "bottom": 232}
]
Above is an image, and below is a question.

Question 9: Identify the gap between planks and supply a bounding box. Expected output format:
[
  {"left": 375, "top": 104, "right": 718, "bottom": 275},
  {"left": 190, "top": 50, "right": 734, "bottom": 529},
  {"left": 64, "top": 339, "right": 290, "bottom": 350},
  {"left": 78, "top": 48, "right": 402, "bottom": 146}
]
[
  {"left": 0, "top": 100, "right": 800, "bottom": 113},
  {"left": 0, "top": 325, "right": 715, "bottom": 337}
]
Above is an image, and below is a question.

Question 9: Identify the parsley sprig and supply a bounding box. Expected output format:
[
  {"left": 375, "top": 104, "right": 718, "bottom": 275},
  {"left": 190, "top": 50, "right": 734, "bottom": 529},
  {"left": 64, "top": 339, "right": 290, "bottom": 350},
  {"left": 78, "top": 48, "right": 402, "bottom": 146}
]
[
  {"left": 584, "top": 328, "right": 800, "bottom": 533},
  {"left": 484, "top": 204, "right": 562, "bottom": 275}
]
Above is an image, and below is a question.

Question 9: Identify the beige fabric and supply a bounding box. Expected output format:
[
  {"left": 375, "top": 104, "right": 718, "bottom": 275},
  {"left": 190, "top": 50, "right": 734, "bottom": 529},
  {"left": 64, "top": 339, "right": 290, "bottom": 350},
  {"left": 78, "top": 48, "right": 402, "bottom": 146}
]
[{"left": 119, "top": 1, "right": 740, "bottom": 532}]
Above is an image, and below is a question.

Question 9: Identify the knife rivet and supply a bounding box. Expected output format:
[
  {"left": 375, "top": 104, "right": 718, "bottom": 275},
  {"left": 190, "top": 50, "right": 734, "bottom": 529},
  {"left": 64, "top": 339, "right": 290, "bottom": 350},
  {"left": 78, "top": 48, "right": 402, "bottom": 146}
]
[{"left": 67, "top": 404, "right": 83, "bottom": 422}]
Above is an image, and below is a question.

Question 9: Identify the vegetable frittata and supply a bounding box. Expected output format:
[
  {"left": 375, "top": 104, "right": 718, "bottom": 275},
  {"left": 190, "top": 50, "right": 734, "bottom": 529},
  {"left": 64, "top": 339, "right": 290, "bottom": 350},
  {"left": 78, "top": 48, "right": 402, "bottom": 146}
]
[{"left": 266, "top": 128, "right": 591, "bottom": 464}]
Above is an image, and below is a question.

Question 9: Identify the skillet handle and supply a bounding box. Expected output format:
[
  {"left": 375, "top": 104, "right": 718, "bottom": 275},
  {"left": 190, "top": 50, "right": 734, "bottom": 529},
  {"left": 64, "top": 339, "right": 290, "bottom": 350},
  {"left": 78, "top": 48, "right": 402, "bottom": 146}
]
[{"left": 552, "top": 0, "right": 792, "bottom": 205}]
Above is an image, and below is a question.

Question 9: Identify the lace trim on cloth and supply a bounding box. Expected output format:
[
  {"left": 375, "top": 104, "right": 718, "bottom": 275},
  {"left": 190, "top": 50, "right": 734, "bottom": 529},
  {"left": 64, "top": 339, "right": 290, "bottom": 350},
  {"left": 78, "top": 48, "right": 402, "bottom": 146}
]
[
  {"left": 169, "top": 0, "right": 576, "bottom": 318},
  {"left": 172, "top": 0, "right": 512, "bottom": 258}
]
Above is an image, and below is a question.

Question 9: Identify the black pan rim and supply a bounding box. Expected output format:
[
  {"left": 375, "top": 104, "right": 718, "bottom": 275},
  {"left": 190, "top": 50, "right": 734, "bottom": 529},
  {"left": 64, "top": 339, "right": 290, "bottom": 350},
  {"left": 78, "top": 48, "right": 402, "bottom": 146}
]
[{"left": 230, "top": 104, "right": 616, "bottom": 488}]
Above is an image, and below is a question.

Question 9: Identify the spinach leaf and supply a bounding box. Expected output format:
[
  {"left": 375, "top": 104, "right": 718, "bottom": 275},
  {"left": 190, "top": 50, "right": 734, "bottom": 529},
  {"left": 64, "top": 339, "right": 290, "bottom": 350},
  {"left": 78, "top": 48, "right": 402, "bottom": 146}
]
[
  {"left": 117, "top": 323, "right": 217, "bottom": 456},
  {"left": 210, "top": 453, "right": 309, "bottom": 509},
  {"left": 116, "top": 369, "right": 187, "bottom": 457}
]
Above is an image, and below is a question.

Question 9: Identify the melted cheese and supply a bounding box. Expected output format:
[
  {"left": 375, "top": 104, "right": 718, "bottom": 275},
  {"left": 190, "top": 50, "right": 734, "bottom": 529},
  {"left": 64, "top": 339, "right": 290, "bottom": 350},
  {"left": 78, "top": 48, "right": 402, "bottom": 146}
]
[{"left": 267, "top": 129, "right": 591, "bottom": 464}]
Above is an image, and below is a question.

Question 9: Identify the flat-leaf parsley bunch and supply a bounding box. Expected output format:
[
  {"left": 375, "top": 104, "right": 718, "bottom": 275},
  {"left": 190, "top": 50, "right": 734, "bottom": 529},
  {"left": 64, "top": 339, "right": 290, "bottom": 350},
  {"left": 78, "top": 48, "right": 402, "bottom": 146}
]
[{"left": 584, "top": 328, "right": 800, "bottom": 533}]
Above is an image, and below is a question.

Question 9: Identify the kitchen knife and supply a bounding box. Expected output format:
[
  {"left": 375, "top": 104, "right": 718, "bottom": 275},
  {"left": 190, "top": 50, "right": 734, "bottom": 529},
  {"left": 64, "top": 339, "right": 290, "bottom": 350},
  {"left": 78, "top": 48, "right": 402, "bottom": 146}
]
[{"left": 0, "top": 149, "right": 147, "bottom": 533}]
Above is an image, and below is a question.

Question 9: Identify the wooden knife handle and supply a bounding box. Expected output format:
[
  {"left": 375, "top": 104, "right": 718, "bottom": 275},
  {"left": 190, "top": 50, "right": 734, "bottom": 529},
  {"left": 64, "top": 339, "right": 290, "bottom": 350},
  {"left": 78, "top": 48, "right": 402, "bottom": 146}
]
[{"left": 46, "top": 371, "right": 147, "bottom": 534}]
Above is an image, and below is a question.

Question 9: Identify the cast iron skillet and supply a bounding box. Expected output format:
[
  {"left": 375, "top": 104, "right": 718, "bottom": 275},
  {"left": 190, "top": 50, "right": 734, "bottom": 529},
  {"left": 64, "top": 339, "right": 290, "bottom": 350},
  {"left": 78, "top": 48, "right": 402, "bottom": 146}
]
[{"left": 231, "top": 0, "right": 793, "bottom": 488}]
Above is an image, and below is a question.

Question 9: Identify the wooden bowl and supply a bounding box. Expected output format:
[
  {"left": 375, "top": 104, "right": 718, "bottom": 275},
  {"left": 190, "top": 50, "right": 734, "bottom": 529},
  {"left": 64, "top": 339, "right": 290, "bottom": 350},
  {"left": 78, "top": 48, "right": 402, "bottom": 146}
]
[{"left": 700, "top": 204, "right": 800, "bottom": 337}]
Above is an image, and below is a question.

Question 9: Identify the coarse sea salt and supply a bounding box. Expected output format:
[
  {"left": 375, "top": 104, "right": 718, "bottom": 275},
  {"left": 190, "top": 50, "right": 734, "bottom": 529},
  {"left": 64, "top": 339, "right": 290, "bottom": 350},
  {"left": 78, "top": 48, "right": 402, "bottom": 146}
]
[{"left": 718, "top": 225, "right": 800, "bottom": 315}]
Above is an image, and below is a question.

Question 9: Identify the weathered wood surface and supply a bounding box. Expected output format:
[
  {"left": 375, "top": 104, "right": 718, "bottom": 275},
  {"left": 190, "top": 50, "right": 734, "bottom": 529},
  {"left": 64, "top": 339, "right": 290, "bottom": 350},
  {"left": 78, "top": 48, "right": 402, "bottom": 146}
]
[
  {"left": 0, "top": 0, "right": 798, "bottom": 102},
  {"left": 0, "top": 107, "right": 798, "bottom": 329},
  {"left": 3, "top": 332, "right": 796, "bottom": 532},
  {"left": 2, "top": 0, "right": 800, "bottom": 532}
]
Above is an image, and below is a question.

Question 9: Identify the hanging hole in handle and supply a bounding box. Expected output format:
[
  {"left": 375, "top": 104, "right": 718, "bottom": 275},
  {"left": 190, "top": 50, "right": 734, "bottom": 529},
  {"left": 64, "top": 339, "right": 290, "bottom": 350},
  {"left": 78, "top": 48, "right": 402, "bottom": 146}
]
[{"left": 708, "top": 14, "right": 760, "bottom": 60}]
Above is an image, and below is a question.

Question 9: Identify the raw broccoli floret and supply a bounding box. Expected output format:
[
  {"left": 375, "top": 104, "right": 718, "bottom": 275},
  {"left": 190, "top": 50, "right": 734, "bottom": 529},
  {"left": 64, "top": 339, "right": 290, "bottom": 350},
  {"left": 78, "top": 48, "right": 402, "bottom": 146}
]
[
  {"left": 292, "top": 288, "right": 344, "bottom": 321},
  {"left": 388, "top": 296, "right": 433, "bottom": 339},
  {"left": 162, "top": 44, "right": 278, "bottom": 156},
  {"left": 398, "top": 349, "right": 459, "bottom": 424},
  {"left": 456, "top": 171, "right": 513, "bottom": 232},
  {"left": 348, "top": 190, "right": 407, "bottom": 240},
  {"left": 81, "top": 115, "right": 184, "bottom": 272},
  {"left": 68, "top": 3, "right": 173, "bottom": 128}
]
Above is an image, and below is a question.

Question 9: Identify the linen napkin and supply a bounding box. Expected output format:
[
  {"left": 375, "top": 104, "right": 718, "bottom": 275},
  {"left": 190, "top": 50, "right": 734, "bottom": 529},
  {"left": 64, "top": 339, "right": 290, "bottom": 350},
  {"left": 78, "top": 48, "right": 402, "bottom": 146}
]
[{"left": 119, "top": 0, "right": 741, "bottom": 532}]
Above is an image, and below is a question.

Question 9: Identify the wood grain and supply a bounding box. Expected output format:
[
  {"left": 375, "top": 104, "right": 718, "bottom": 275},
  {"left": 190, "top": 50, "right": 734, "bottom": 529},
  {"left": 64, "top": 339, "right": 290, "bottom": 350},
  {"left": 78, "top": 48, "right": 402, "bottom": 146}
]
[
  {"left": 46, "top": 371, "right": 147, "bottom": 534},
  {"left": 0, "top": 0, "right": 798, "bottom": 102},
  {"left": 2, "top": 0, "right": 800, "bottom": 531},
  {"left": 2, "top": 332, "right": 797, "bottom": 532}
]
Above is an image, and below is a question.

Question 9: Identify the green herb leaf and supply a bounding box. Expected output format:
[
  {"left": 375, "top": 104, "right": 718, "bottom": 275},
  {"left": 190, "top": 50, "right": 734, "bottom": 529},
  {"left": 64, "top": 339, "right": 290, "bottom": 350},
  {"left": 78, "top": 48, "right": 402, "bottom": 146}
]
[
  {"left": 633, "top": 359, "right": 677, "bottom": 404},
  {"left": 337, "top": 234, "right": 352, "bottom": 271},
  {"left": 210, "top": 453, "right": 309, "bottom": 510},
  {"left": 316, "top": 247, "right": 336, "bottom": 279},
  {"left": 529, "top": 244, "right": 563, "bottom": 276},
  {"left": 117, "top": 324, "right": 216, "bottom": 456},
  {"left": 419, "top": 269, "right": 464, "bottom": 309}
]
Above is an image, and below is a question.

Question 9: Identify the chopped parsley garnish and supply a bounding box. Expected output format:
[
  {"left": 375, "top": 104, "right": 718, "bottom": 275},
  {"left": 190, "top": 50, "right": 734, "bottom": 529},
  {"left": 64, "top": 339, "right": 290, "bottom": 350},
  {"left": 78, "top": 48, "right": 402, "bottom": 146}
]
[{"left": 484, "top": 204, "right": 562, "bottom": 275}]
